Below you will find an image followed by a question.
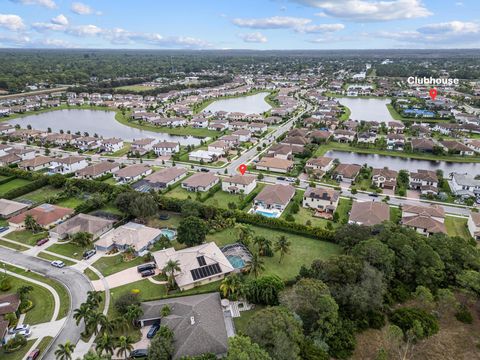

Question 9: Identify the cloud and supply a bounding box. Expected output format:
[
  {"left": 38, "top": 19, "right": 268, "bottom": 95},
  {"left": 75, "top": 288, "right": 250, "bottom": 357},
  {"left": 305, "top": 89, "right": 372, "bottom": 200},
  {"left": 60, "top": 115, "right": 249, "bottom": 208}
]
[
  {"left": 32, "top": 14, "right": 69, "bottom": 31},
  {"left": 291, "top": 0, "right": 432, "bottom": 21},
  {"left": 71, "top": 2, "right": 101, "bottom": 15},
  {"left": 0, "top": 14, "right": 25, "bottom": 31},
  {"left": 0, "top": 33, "right": 30, "bottom": 46},
  {"left": 67, "top": 24, "right": 102, "bottom": 36},
  {"left": 10, "top": 0, "right": 56, "bottom": 9},
  {"left": 298, "top": 23, "right": 345, "bottom": 33},
  {"left": 238, "top": 32, "right": 268, "bottom": 43},
  {"left": 51, "top": 14, "right": 69, "bottom": 26},
  {"left": 232, "top": 16, "right": 311, "bottom": 29},
  {"left": 376, "top": 21, "right": 480, "bottom": 46}
]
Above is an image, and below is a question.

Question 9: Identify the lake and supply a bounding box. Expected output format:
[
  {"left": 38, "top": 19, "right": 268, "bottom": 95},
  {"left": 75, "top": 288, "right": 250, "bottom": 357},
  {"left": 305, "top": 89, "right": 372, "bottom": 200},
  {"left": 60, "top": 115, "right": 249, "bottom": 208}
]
[
  {"left": 337, "top": 97, "right": 395, "bottom": 123},
  {"left": 7, "top": 109, "right": 201, "bottom": 145},
  {"left": 203, "top": 92, "right": 271, "bottom": 114},
  {"left": 325, "top": 150, "right": 480, "bottom": 175}
]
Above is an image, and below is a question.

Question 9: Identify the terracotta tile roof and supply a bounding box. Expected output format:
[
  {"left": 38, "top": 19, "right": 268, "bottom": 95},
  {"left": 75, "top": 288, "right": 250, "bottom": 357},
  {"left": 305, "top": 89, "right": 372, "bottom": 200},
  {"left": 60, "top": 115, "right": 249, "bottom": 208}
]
[{"left": 9, "top": 203, "right": 73, "bottom": 227}]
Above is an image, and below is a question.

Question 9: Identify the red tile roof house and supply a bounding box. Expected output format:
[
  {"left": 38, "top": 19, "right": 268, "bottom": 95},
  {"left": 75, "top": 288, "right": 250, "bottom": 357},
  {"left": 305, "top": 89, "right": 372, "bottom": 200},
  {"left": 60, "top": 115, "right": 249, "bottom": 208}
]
[
  {"left": 181, "top": 173, "right": 219, "bottom": 192},
  {"left": 0, "top": 293, "right": 20, "bottom": 343},
  {"left": 401, "top": 204, "right": 446, "bottom": 237},
  {"left": 9, "top": 204, "right": 74, "bottom": 230},
  {"left": 253, "top": 184, "right": 296, "bottom": 215}
]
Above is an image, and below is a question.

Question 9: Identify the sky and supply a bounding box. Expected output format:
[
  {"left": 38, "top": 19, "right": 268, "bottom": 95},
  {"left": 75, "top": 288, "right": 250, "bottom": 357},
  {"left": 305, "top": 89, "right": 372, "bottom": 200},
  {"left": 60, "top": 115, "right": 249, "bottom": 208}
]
[{"left": 0, "top": 0, "right": 479, "bottom": 49}]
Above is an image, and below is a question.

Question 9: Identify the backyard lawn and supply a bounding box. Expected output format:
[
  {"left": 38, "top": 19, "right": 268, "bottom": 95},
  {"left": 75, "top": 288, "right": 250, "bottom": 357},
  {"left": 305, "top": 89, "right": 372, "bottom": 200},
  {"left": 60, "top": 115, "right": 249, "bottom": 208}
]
[
  {"left": 233, "top": 305, "right": 265, "bottom": 335},
  {"left": 390, "top": 207, "right": 402, "bottom": 224},
  {"left": 92, "top": 254, "right": 146, "bottom": 277},
  {"left": 445, "top": 216, "right": 471, "bottom": 240},
  {"left": 203, "top": 190, "right": 244, "bottom": 209},
  {"left": 14, "top": 186, "right": 63, "bottom": 205},
  {"left": 5, "top": 230, "right": 48, "bottom": 246},
  {"left": 164, "top": 186, "right": 195, "bottom": 200},
  {"left": 0, "top": 178, "right": 31, "bottom": 196},
  {"left": 207, "top": 225, "right": 341, "bottom": 281},
  {"left": 148, "top": 212, "right": 184, "bottom": 229},
  {"left": 55, "top": 197, "right": 85, "bottom": 209}
]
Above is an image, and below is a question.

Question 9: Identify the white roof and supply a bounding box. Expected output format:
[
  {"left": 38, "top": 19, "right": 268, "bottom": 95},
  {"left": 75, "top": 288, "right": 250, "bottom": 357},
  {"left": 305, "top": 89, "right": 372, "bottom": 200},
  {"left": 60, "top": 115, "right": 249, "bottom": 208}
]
[{"left": 95, "top": 222, "right": 162, "bottom": 251}]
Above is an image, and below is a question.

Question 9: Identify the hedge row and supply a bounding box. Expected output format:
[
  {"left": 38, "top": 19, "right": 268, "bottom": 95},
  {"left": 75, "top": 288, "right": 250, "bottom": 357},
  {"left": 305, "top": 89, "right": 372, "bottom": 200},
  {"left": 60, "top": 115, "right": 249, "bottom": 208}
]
[
  {"left": 3, "top": 177, "right": 49, "bottom": 200},
  {"left": 0, "top": 175, "right": 16, "bottom": 185}
]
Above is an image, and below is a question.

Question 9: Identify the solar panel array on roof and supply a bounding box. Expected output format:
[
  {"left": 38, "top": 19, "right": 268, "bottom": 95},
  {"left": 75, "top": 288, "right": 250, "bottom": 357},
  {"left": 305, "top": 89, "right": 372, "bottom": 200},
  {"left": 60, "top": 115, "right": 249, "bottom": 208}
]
[
  {"left": 190, "top": 263, "right": 221, "bottom": 281},
  {"left": 197, "top": 256, "right": 206, "bottom": 267}
]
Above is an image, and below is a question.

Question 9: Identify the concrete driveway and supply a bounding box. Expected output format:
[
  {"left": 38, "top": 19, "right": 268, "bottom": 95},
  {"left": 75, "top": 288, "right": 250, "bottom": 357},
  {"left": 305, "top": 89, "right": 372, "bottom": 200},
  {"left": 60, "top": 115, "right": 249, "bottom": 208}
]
[
  {"left": 92, "top": 266, "right": 159, "bottom": 291},
  {"left": 133, "top": 327, "right": 151, "bottom": 350}
]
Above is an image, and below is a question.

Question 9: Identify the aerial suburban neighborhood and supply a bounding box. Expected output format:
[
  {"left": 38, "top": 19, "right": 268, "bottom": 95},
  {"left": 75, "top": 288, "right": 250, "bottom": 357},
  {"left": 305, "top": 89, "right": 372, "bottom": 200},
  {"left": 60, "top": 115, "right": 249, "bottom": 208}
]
[{"left": 1, "top": 1, "right": 480, "bottom": 360}]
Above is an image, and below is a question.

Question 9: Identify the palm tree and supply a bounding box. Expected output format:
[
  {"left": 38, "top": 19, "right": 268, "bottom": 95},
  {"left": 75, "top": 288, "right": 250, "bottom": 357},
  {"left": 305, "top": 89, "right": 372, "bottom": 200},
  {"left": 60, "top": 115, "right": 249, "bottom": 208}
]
[
  {"left": 274, "top": 235, "right": 291, "bottom": 264},
  {"left": 163, "top": 259, "right": 181, "bottom": 292},
  {"left": 99, "top": 316, "right": 115, "bottom": 334},
  {"left": 95, "top": 332, "right": 115, "bottom": 356},
  {"left": 24, "top": 215, "right": 39, "bottom": 233},
  {"left": 86, "top": 291, "right": 102, "bottom": 309},
  {"left": 253, "top": 236, "right": 272, "bottom": 257},
  {"left": 116, "top": 335, "right": 135, "bottom": 359},
  {"left": 235, "top": 224, "right": 253, "bottom": 246},
  {"left": 125, "top": 304, "right": 143, "bottom": 327},
  {"left": 220, "top": 274, "right": 243, "bottom": 299},
  {"left": 113, "top": 316, "right": 130, "bottom": 333},
  {"left": 245, "top": 252, "right": 265, "bottom": 278},
  {"left": 73, "top": 303, "right": 92, "bottom": 327},
  {"left": 55, "top": 341, "right": 75, "bottom": 360},
  {"left": 86, "top": 312, "right": 106, "bottom": 336}
]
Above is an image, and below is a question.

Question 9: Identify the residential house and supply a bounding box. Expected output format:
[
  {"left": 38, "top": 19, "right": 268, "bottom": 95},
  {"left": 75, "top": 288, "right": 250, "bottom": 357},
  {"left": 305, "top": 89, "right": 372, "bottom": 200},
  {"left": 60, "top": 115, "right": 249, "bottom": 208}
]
[
  {"left": 208, "top": 140, "right": 230, "bottom": 155},
  {"left": 468, "top": 212, "right": 480, "bottom": 240},
  {"left": 411, "top": 138, "right": 435, "bottom": 152},
  {"left": 182, "top": 173, "right": 219, "bottom": 192},
  {"left": 101, "top": 138, "right": 124, "bottom": 153},
  {"left": 357, "top": 132, "right": 377, "bottom": 144},
  {"left": 18, "top": 156, "right": 54, "bottom": 171},
  {"left": 440, "top": 141, "right": 474, "bottom": 156},
  {"left": 256, "top": 157, "right": 294, "bottom": 174},
  {"left": 188, "top": 150, "right": 218, "bottom": 163},
  {"left": 333, "top": 130, "right": 355, "bottom": 143},
  {"left": 302, "top": 186, "right": 340, "bottom": 213},
  {"left": 133, "top": 167, "right": 188, "bottom": 192},
  {"left": 305, "top": 156, "right": 335, "bottom": 177},
  {"left": 332, "top": 163, "right": 362, "bottom": 183},
  {"left": 349, "top": 201, "right": 390, "bottom": 226},
  {"left": 401, "top": 204, "right": 446, "bottom": 236},
  {"left": 372, "top": 168, "right": 398, "bottom": 190},
  {"left": 49, "top": 156, "right": 88, "bottom": 175},
  {"left": 113, "top": 164, "right": 152, "bottom": 184},
  {"left": 222, "top": 174, "right": 257, "bottom": 195},
  {"left": 9, "top": 204, "right": 73, "bottom": 229},
  {"left": 387, "top": 134, "right": 405, "bottom": 151},
  {"left": 0, "top": 199, "right": 29, "bottom": 219},
  {"left": 190, "top": 117, "right": 209, "bottom": 128},
  {"left": 409, "top": 170, "right": 439, "bottom": 195},
  {"left": 75, "top": 161, "right": 120, "bottom": 179},
  {"left": 231, "top": 129, "right": 252, "bottom": 142},
  {"left": 95, "top": 222, "right": 163, "bottom": 255},
  {"left": 254, "top": 184, "right": 295, "bottom": 212},
  {"left": 153, "top": 141, "right": 180, "bottom": 156},
  {"left": 450, "top": 173, "right": 480, "bottom": 198},
  {"left": 50, "top": 213, "right": 115, "bottom": 240},
  {"left": 131, "top": 138, "right": 156, "bottom": 152},
  {"left": 153, "top": 242, "right": 234, "bottom": 293}
]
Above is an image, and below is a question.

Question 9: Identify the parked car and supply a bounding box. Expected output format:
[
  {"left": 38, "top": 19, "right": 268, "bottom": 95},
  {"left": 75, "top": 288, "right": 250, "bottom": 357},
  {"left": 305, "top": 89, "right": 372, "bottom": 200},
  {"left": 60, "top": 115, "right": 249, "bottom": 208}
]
[
  {"left": 286, "top": 177, "right": 296, "bottom": 183},
  {"left": 146, "top": 324, "right": 160, "bottom": 339},
  {"left": 36, "top": 238, "right": 49, "bottom": 246},
  {"left": 368, "top": 193, "right": 379, "bottom": 197},
  {"left": 50, "top": 260, "right": 65, "bottom": 268},
  {"left": 26, "top": 348, "right": 40, "bottom": 360},
  {"left": 0, "top": 226, "right": 9, "bottom": 233},
  {"left": 276, "top": 176, "right": 286, "bottom": 181},
  {"left": 129, "top": 349, "right": 148, "bottom": 358},
  {"left": 9, "top": 324, "right": 30, "bottom": 334},
  {"left": 83, "top": 249, "right": 96, "bottom": 260},
  {"left": 137, "top": 263, "right": 156, "bottom": 273},
  {"left": 200, "top": 168, "right": 210, "bottom": 172},
  {"left": 141, "top": 269, "right": 155, "bottom": 277}
]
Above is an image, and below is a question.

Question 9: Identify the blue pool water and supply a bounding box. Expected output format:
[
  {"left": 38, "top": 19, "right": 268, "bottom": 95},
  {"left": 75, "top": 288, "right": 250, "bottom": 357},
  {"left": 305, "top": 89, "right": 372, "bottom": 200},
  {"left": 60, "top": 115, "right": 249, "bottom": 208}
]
[
  {"left": 160, "top": 228, "right": 176, "bottom": 240},
  {"left": 227, "top": 255, "right": 245, "bottom": 269},
  {"left": 255, "top": 209, "right": 280, "bottom": 218}
]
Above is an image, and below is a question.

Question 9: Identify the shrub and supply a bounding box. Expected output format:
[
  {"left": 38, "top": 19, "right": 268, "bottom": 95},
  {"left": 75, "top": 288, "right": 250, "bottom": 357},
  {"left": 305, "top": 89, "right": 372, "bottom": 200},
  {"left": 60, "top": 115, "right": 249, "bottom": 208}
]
[
  {"left": 455, "top": 305, "right": 473, "bottom": 324},
  {"left": 0, "top": 277, "right": 12, "bottom": 291},
  {"left": 114, "top": 292, "right": 140, "bottom": 313}
]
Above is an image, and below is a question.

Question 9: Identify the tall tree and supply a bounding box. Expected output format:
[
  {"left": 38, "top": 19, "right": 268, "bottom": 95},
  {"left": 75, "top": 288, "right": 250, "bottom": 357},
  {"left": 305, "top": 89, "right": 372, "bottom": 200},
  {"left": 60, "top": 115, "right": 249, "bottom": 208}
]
[
  {"left": 116, "top": 335, "right": 135, "bottom": 359},
  {"left": 163, "top": 259, "right": 181, "bottom": 292},
  {"left": 148, "top": 326, "right": 174, "bottom": 360},
  {"left": 245, "top": 252, "right": 265, "bottom": 278},
  {"left": 95, "top": 332, "right": 115, "bottom": 356},
  {"left": 55, "top": 341, "right": 76, "bottom": 360},
  {"left": 226, "top": 335, "right": 271, "bottom": 360},
  {"left": 274, "top": 235, "right": 291, "bottom": 263},
  {"left": 177, "top": 216, "right": 208, "bottom": 246}
]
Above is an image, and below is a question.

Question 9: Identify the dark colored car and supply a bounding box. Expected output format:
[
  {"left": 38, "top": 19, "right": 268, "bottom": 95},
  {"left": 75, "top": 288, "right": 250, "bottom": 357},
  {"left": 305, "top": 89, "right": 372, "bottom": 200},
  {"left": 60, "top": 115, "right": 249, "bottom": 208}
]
[
  {"left": 141, "top": 269, "right": 155, "bottom": 278},
  {"left": 0, "top": 226, "right": 9, "bottom": 233},
  {"left": 36, "top": 238, "right": 49, "bottom": 246},
  {"left": 26, "top": 349, "right": 40, "bottom": 360},
  {"left": 146, "top": 324, "right": 160, "bottom": 339},
  {"left": 83, "top": 249, "right": 96, "bottom": 260},
  {"left": 130, "top": 349, "right": 148, "bottom": 358},
  {"left": 368, "top": 193, "right": 379, "bottom": 197},
  {"left": 276, "top": 176, "right": 286, "bottom": 181},
  {"left": 137, "top": 263, "right": 156, "bottom": 273},
  {"left": 200, "top": 168, "right": 210, "bottom": 172}
]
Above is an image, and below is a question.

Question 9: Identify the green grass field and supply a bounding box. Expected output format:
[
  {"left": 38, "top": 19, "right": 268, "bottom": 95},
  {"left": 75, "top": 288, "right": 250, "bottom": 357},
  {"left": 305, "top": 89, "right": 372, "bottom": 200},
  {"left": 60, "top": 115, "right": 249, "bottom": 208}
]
[
  {"left": 46, "top": 241, "right": 91, "bottom": 260},
  {"left": 164, "top": 186, "right": 196, "bottom": 201},
  {"left": 0, "top": 239, "right": 29, "bottom": 251},
  {"left": 5, "top": 230, "right": 48, "bottom": 246},
  {"left": 207, "top": 225, "right": 341, "bottom": 281},
  {"left": 36, "top": 252, "right": 76, "bottom": 266},
  {"left": 445, "top": 216, "right": 471, "bottom": 240},
  {"left": 233, "top": 305, "right": 265, "bottom": 335},
  {"left": 55, "top": 197, "right": 85, "bottom": 208},
  {"left": 0, "top": 178, "right": 31, "bottom": 196},
  {"left": 14, "top": 186, "right": 63, "bottom": 205},
  {"left": 92, "top": 254, "right": 146, "bottom": 277}
]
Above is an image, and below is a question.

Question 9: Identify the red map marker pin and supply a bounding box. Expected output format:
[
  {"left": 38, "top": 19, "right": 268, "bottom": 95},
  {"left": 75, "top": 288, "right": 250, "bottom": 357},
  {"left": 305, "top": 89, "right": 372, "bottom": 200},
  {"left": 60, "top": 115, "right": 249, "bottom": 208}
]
[
  {"left": 239, "top": 164, "right": 247, "bottom": 175},
  {"left": 429, "top": 88, "right": 437, "bottom": 101}
]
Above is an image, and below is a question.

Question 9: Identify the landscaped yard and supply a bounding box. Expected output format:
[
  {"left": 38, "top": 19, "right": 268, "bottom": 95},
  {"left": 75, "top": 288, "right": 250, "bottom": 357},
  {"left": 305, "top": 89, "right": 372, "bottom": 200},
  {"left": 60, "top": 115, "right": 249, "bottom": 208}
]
[
  {"left": 36, "top": 252, "right": 76, "bottom": 266},
  {"left": 207, "top": 225, "right": 341, "bottom": 281},
  {"left": 0, "top": 178, "right": 31, "bottom": 196},
  {"left": 148, "top": 212, "right": 183, "bottom": 229},
  {"left": 2, "top": 339, "right": 35, "bottom": 360},
  {"left": 92, "top": 254, "right": 146, "bottom": 277},
  {"left": 390, "top": 206, "right": 402, "bottom": 224},
  {"left": 0, "top": 274, "right": 55, "bottom": 324},
  {"left": 445, "top": 216, "right": 471, "bottom": 240},
  {"left": 203, "top": 190, "right": 244, "bottom": 209},
  {"left": 55, "top": 197, "right": 85, "bottom": 209},
  {"left": 165, "top": 186, "right": 197, "bottom": 200},
  {"left": 46, "top": 241, "right": 91, "bottom": 260},
  {"left": 14, "top": 186, "right": 63, "bottom": 205},
  {"left": 5, "top": 230, "right": 48, "bottom": 246},
  {"left": 0, "top": 239, "right": 29, "bottom": 251}
]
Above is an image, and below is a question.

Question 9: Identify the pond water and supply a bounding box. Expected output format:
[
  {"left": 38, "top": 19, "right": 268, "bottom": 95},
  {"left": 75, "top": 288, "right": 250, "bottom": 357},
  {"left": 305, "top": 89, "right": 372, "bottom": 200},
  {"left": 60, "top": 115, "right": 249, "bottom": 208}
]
[
  {"left": 203, "top": 92, "right": 271, "bottom": 114},
  {"left": 325, "top": 150, "right": 480, "bottom": 175},
  {"left": 7, "top": 109, "right": 201, "bottom": 145},
  {"left": 337, "top": 97, "right": 395, "bottom": 123}
]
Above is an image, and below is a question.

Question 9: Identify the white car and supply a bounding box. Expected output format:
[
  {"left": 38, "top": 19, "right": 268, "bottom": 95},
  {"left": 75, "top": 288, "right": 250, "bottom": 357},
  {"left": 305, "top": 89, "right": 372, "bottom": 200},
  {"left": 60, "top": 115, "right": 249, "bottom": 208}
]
[
  {"left": 50, "top": 260, "right": 65, "bottom": 268},
  {"left": 9, "top": 324, "right": 31, "bottom": 337}
]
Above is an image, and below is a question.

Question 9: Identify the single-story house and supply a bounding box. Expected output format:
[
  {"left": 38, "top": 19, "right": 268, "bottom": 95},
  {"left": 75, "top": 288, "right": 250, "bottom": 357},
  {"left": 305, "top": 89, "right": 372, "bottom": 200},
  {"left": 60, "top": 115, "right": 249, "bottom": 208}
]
[
  {"left": 349, "top": 201, "right": 390, "bottom": 226},
  {"left": 95, "top": 222, "right": 163, "bottom": 255},
  {"left": 18, "top": 156, "right": 54, "bottom": 171},
  {"left": 138, "top": 293, "right": 229, "bottom": 358},
  {"left": 133, "top": 167, "right": 188, "bottom": 192},
  {"left": 75, "top": 161, "right": 120, "bottom": 179},
  {"left": 49, "top": 213, "right": 115, "bottom": 240},
  {"left": 0, "top": 199, "right": 29, "bottom": 219},
  {"left": 9, "top": 204, "right": 73, "bottom": 229},
  {"left": 256, "top": 157, "right": 294, "bottom": 174},
  {"left": 254, "top": 184, "right": 295, "bottom": 212},
  {"left": 153, "top": 242, "right": 234, "bottom": 291},
  {"left": 182, "top": 173, "right": 219, "bottom": 192},
  {"left": 113, "top": 164, "right": 152, "bottom": 184}
]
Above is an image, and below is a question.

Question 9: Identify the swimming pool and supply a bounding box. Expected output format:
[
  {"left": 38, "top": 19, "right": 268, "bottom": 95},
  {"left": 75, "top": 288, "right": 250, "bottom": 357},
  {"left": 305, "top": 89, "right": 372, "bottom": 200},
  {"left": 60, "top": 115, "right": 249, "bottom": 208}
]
[
  {"left": 227, "top": 255, "right": 246, "bottom": 269},
  {"left": 160, "top": 228, "right": 176, "bottom": 240},
  {"left": 255, "top": 209, "right": 281, "bottom": 218}
]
